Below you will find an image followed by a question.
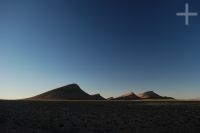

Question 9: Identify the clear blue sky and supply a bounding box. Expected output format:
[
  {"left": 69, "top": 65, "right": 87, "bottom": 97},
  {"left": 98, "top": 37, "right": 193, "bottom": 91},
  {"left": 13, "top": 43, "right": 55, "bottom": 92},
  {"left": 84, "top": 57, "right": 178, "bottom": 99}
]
[{"left": 1, "top": 0, "right": 200, "bottom": 99}]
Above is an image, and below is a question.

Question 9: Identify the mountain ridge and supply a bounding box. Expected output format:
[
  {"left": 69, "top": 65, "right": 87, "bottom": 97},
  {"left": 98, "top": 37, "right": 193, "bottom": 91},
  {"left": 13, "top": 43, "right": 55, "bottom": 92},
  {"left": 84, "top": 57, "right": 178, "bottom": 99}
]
[
  {"left": 137, "top": 91, "right": 174, "bottom": 99},
  {"left": 28, "top": 83, "right": 105, "bottom": 100},
  {"left": 27, "top": 83, "right": 174, "bottom": 100},
  {"left": 113, "top": 92, "right": 141, "bottom": 100}
]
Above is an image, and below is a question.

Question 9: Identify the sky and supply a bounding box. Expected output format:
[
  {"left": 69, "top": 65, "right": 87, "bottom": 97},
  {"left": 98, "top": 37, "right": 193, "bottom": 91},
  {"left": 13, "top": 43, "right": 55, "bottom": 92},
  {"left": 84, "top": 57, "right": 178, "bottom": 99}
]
[{"left": 1, "top": 0, "right": 200, "bottom": 99}]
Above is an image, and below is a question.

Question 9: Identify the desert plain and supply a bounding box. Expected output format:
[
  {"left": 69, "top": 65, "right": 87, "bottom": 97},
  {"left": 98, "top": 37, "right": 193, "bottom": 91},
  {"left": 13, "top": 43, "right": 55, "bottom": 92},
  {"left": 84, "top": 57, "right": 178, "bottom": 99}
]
[{"left": 0, "top": 100, "right": 200, "bottom": 133}]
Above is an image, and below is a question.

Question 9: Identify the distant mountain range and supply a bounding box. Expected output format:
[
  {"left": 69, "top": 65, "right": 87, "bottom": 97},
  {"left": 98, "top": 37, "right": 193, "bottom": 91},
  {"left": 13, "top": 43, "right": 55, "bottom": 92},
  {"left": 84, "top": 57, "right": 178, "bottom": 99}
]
[
  {"left": 108, "top": 91, "right": 174, "bottom": 100},
  {"left": 27, "top": 83, "right": 174, "bottom": 100},
  {"left": 112, "top": 92, "right": 140, "bottom": 100},
  {"left": 28, "top": 84, "right": 105, "bottom": 100},
  {"left": 137, "top": 91, "right": 174, "bottom": 100}
]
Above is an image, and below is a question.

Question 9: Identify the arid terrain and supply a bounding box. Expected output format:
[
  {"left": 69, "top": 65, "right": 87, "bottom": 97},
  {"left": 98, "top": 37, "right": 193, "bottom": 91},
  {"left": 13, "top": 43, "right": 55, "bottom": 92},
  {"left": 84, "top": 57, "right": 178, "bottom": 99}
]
[{"left": 0, "top": 100, "right": 200, "bottom": 133}]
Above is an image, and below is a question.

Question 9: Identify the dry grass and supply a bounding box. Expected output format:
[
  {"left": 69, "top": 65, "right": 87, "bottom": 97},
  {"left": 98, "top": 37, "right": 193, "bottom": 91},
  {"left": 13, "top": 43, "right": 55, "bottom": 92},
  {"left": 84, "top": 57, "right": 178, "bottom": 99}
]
[{"left": 0, "top": 100, "right": 200, "bottom": 133}]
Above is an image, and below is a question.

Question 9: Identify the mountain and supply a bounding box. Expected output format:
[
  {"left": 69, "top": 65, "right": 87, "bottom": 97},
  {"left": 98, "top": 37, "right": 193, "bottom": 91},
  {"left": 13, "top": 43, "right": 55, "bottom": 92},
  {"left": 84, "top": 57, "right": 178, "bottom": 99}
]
[
  {"left": 137, "top": 91, "right": 174, "bottom": 99},
  {"left": 91, "top": 94, "right": 105, "bottom": 100},
  {"left": 107, "top": 97, "right": 114, "bottom": 100},
  {"left": 113, "top": 92, "right": 141, "bottom": 100},
  {"left": 111, "top": 91, "right": 174, "bottom": 100},
  {"left": 28, "top": 84, "right": 105, "bottom": 100},
  {"left": 26, "top": 84, "right": 173, "bottom": 100}
]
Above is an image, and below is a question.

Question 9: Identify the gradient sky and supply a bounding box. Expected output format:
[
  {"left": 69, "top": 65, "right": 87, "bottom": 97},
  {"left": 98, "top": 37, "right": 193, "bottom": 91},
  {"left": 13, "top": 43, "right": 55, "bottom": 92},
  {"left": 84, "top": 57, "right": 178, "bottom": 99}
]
[{"left": 1, "top": 0, "right": 200, "bottom": 99}]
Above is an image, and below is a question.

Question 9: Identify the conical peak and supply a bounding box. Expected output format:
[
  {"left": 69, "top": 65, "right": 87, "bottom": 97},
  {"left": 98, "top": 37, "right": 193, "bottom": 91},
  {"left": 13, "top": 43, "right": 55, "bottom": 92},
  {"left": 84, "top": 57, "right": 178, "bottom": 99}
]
[{"left": 121, "top": 92, "right": 136, "bottom": 96}]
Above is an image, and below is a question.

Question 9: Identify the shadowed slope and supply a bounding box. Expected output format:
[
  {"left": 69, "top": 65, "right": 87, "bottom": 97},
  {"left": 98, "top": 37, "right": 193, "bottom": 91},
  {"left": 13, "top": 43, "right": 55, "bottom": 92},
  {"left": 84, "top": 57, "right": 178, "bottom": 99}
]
[
  {"left": 107, "top": 97, "right": 114, "bottom": 100},
  {"left": 28, "top": 84, "right": 105, "bottom": 100},
  {"left": 137, "top": 91, "right": 174, "bottom": 99},
  {"left": 114, "top": 92, "right": 141, "bottom": 100},
  {"left": 91, "top": 94, "right": 105, "bottom": 100}
]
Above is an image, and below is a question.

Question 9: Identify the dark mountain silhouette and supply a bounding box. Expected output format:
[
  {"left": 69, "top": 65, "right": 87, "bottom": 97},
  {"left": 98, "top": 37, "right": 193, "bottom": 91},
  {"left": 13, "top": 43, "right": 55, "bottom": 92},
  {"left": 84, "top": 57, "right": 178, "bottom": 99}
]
[
  {"left": 26, "top": 83, "right": 174, "bottom": 100},
  {"left": 137, "top": 91, "right": 174, "bottom": 99},
  {"left": 113, "top": 92, "right": 141, "bottom": 100},
  {"left": 28, "top": 84, "right": 105, "bottom": 100},
  {"left": 91, "top": 94, "right": 105, "bottom": 100},
  {"left": 161, "top": 96, "right": 174, "bottom": 99},
  {"left": 107, "top": 97, "right": 114, "bottom": 100},
  {"left": 110, "top": 91, "right": 174, "bottom": 100}
]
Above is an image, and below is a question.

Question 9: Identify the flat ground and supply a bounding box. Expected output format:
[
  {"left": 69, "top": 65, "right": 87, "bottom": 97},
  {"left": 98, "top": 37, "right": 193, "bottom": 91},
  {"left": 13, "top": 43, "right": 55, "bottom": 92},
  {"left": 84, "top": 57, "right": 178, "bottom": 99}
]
[{"left": 0, "top": 100, "right": 200, "bottom": 133}]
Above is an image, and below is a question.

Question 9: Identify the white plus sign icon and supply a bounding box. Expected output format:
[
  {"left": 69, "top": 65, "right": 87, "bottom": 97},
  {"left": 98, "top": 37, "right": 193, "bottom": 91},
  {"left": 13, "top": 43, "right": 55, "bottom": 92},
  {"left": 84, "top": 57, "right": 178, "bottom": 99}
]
[{"left": 176, "top": 3, "right": 198, "bottom": 25}]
